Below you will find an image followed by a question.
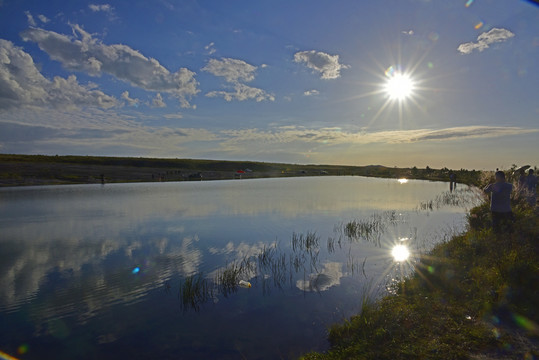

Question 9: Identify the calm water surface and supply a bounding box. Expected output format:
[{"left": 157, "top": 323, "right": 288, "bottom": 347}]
[{"left": 0, "top": 177, "right": 477, "bottom": 359}]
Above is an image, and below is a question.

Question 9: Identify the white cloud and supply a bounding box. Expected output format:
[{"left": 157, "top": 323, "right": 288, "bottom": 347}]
[
  {"left": 296, "top": 262, "right": 343, "bottom": 292},
  {"left": 206, "top": 83, "right": 275, "bottom": 102},
  {"left": 121, "top": 91, "right": 139, "bottom": 106},
  {"left": 89, "top": 4, "right": 113, "bottom": 13},
  {"left": 151, "top": 93, "right": 166, "bottom": 108},
  {"left": 204, "top": 42, "right": 216, "bottom": 55},
  {"left": 0, "top": 39, "right": 117, "bottom": 110},
  {"left": 303, "top": 89, "right": 319, "bottom": 96},
  {"left": 401, "top": 30, "right": 414, "bottom": 36},
  {"left": 202, "top": 57, "right": 274, "bottom": 102},
  {"left": 202, "top": 57, "right": 257, "bottom": 83},
  {"left": 37, "top": 14, "right": 50, "bottom": 23},
  {"left": 457, "top": 27, "right": 515, "bottom": 54},
  {"left": 21, "top": 25, "right": 199, "bottom": 108},
  {"left": 24, "top": 11, "right": 36, "bottom": 26},
  {"left": 293, "top": 50, "right": 349, "bottom": 79}
]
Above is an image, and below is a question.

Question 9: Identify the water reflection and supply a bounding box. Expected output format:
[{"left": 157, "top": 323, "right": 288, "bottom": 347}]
[
  {"left": 391, "top": 244, "right": 410, "bottom": 262},
  {"left": 0, "top": 177, "right": 478, "bottom": 359}
]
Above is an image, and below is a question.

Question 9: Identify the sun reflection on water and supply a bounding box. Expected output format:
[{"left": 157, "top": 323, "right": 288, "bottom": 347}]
[
  {"left": 398, "top": 178, "right": 408, "bottom": 184},
  {"left": 391, "top": 244, "right": 410, "bottom": 262}
]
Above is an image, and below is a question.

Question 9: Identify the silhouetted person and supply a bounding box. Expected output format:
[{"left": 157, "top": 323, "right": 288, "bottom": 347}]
[
  {"left": 526, "top": 169, "right": 538, "bottom": 207},
  {"left": 449, "top": 172, "right": 457, "bottom": 192},
  {"left": 484, "top": 171, "right": 513, "bottom": 233},
  {"left": 100, "top": 174, "right": 105, "bottom": 184}
]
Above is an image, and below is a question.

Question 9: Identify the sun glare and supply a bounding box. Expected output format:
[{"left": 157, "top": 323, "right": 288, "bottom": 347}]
[
  {"left": 385, "top": 72, "right": 414, "bottom": 101},
  {"left": 398, "top": 178, "right": 408, "bottom": 184},
  {"left": 391, "top": 244, "right": 410, "bottom": 262}
]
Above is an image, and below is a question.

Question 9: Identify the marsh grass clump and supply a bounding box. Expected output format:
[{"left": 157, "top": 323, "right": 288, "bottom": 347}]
[
  {"left": 302, "top": 202, "right": 539, "bottom": 360},
  {"left": 178, "top": 273, "right": 213, "bottom": 312},
  {"left": 417, "top": 188, "right": 482, "bottom": 212}
]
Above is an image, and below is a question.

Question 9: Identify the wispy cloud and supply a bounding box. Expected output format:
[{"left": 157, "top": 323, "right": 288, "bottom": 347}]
[
  {"left": 21, "top": 25, "right": 199, "bottom": 108},
  {"left": 24, "top": 11, "right": 36, "bottom": 26},
  {"left": 303, "top": 89, "right": 319, "bottom": 96},
  {"left": 88, "top": 4, "right": 113, "bottom": 13},
  {"left": 204, "top": 42, "right": 216, "bottom": 55},
  {"left": 294, "top": 50, "right": 349, "bottom": 79},
  {"left": 457, "top": 27, "right": 515, "bottom": 54}
]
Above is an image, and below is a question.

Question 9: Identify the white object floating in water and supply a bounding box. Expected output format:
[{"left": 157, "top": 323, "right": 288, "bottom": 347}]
[{"left": 238, "top": 280, "right": 251, "bottom": 288}]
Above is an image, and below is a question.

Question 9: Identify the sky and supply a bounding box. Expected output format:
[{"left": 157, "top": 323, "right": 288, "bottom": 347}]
[{"left": 0, "top": 0, "right": 538, "bottom": 170}]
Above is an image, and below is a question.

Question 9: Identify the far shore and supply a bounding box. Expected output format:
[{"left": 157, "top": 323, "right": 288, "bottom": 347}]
[{"left": 0, "top": 154, "right": 482, "bottom": 188}]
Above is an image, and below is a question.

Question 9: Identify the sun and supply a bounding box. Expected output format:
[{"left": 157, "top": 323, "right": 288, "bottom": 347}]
[{"left": 384, "top": 72, "right": 415, "bottom": 101}]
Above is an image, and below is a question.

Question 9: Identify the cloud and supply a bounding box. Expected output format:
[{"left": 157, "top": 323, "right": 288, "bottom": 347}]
[
  {"left": 37, "top": 14, "right": 50, "bottom": 23},
  {"left": 303, "top": 89, "right": 319, "bottom": 96},
  {"left": 202, "top": 57, "right": 274, "bottom": 102},
  {"left": 89, "top": 4, "right": 113, "bottom": 13},
  {"left": 206, "top": 83, "right": 275, "bottom": 102},
  {"left": 204, "top": 42, "right": 216, "bottom": 55},
  {"left": 151, "top": 93, "right": 166, "bottom": 108},
  {"left": 401, "top": 30, "right": 414, "bottom": 36},
  {"left": 162, "top": 113, "right": 183, "bottom": 120},
  {"left": 121, "top": 91, "right": 139, "bottom": 106},
  {"left": 24, "top": 11, "right": 36, "bottom": 26},
  {"left": 218, "top": 125, "right": 538, "bottom": 153},
  {"left": 21, "top": 25, "right": 199, "bottom": 108},
  {"left": 202, "top": 57, "right": 257, "bottom": 83},
  {"left": 457, "top": 27, "right": 515, "bottom": 54},
  {"left": 0, "top": 39, "right": 117, "bottom": 110},
  {"left": 293, "top": 50, "right": 349, "bottom": 79},
  {"left": 296, "top": 262, "right": 343, "bottom": 292}
]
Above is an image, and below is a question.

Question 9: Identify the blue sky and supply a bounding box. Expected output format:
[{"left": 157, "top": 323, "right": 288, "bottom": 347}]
[{"left": 0, "top": 0, "right": 537, "bottom": 169}]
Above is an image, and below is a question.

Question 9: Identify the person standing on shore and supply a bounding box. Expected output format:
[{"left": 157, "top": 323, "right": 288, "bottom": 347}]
[
  {"left": 484, "top": 170, "right": 513, "bottom": 233},
  {"left": 526, "top": 169, "right": 538, "bottom": 207}
]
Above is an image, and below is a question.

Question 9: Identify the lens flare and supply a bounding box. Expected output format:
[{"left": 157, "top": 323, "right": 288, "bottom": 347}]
[{"left": 391, "top": 244, "right": 410, "bottom": 262}]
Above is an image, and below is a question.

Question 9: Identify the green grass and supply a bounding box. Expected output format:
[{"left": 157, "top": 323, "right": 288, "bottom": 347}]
[{"left": 301, "top": 198, "right": 539, "bottom": 359}]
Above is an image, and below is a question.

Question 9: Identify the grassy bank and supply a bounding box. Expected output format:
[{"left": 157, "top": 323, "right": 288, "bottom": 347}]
[
  {"left": 302, "top": 191, "right": 539, "bottom": 358},
  {"left": 0, "top": 154, "right": 481, "bottom": 187}
]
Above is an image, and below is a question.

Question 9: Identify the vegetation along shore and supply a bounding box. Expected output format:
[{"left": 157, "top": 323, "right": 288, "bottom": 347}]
[
  {"left": 302, "top": 172, "right": 538, "bottom": 359},
  {"left": 0, "top": 154, "right": 482, "bottom": 187}
]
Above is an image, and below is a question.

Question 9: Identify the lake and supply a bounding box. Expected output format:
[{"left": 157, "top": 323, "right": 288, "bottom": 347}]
[{"left": 0, "top": 176, "right": 479, "bottom": 359}]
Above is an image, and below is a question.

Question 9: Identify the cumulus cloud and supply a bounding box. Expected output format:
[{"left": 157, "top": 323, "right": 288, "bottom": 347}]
[
  {"left": 21, "top": 24, "right": 199, "bottom": 108},
  {"left": 0, "top": 39, "right": 117, "bottom": 110},
  {"left": 303, "top": 89, "right": 319, "bottom": 96},
  {"left": 202, "top": 57, "right": 257, "bottom": 83},
  {"left": 206, "top": 83, "right": 274, "bottom": 102},
  {"left": 293, "top": 50, "right": 349, "bottom": 79},
  {"left": 121, "top": 91, "right": 139, "bottom": 106},
  {"left": 151, "top": 93, "right": 166, "bottom": 108},
  {"left": 202, "top": 57, "right": 273, "bottom": 102},
  {"left": 457, "top": 27, "right": 515, "bottom": 54}
]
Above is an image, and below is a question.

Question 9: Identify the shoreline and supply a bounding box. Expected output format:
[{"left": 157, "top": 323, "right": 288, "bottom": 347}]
[
  {"left": 302, "top": 180, "right": 539, "bottom": 359},
  {"left": 0, "top": 154, "right": 482, "bottom": 188}
]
